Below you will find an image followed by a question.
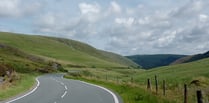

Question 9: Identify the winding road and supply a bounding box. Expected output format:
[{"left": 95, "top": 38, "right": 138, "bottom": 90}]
[{"left": 4, "top": 74, "right": 122, "bottom": 103}]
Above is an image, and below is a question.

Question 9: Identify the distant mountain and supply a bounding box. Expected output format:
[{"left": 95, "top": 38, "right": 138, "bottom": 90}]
[
  {"left": 126, "top": 54, "right": 187, "bottom": 69},
  {"left": 171, "top": 51, "right": 209, "bottom": 65},
  {"left": 0, "top": 32, "right": 138, "bottom": 68}
]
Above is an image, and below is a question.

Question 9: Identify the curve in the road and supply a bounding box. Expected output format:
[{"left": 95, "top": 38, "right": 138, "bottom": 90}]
[
  {"left": 4, "top": 74, "right": 122, "bottom": 103},
  {"left": 6, "top": 78, "right": 40, "bottom": 103},
  {"left": 80, "top": 81, "right": 119, "bottom": 103}
]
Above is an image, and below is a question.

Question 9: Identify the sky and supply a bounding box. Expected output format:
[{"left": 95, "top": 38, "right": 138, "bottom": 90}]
[{"left": 0, "top": 0, "right": 209, "bottom": 55}]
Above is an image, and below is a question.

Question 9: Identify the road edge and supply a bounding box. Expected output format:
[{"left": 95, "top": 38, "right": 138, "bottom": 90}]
[
  {"left": 80, "top": 81, "right": 122, "bottom": 103},
  {"left": 1, "top": 78, "right": 40, "bottom": 103}
]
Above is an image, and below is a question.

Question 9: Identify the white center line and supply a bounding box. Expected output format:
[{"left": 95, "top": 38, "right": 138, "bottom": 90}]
[
  {"left": 64, "top": 85, "right": 68, "bottom": 90},
  {"left": 61, "top": 91, "right": 67, "bottom": 98}
]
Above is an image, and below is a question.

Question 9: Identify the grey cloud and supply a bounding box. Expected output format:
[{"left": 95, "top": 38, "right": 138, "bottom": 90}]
[
  {"left": 30, "top": 0, "right": 209, "bottom": 55},
  {"left": 0, "top": 0, "right": 42, "bottom": 18},
  {"left": 170, "top": 0, "right": 209, "bottom": 18}
]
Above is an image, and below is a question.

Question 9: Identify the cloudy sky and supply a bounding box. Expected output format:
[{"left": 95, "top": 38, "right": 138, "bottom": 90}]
[{"left": 0, "top": 0, "right": 209, "bottom": 55}]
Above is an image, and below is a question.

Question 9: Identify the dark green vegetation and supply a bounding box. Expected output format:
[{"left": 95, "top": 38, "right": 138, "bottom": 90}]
[
  {"left": 172, "top": 51, "right": 209, "bottom": 65},
  {"left": 127, "top": 54, "right": 186, "bottom": 69},
  {"left": 0, "top": 32, "right": 138, "bottom": 68}
]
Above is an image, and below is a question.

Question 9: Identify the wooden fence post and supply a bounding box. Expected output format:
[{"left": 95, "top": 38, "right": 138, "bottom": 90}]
[
  {"left": 147, "top": 78, "right": 151, "bottom": 90},
  {"left": 163, "top": 80, "right": 166, "bottom": 96},
  {"left": 105, "top": 75, "right": 107, "bottom": 81},
  {"left": 155, "top": 75, "right": 158, "bottom": 94},
  {"left": 197, "top": 90, "right": 203, "bottom": 103},
  {"left": 184, "top": 84, "right": 187, "bottom": 103}
]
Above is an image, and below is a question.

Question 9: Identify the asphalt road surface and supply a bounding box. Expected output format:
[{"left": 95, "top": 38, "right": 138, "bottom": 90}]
[{"left": 5, "top": 74, "right": 122, "bottom": 103}]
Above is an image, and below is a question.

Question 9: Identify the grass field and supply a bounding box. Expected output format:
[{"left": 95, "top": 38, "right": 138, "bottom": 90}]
[{"left": 65, "top": 58, "right": 209, "bottom": 103}]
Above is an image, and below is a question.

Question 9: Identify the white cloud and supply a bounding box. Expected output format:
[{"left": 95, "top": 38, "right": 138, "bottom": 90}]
[
  {"left": 0, "top": 0, "right": 20, "bottom": 17},
  {"left": 115, "top": 17, "right": 135, "bottom": 26},
  {"left": 170, "top": 0, "right": 207, "bottom": 18},
  {"left": 2, "top": 0, "right": 209, "bottom": 55},
  {"left": 156, "top": 31, "right": 176, "bottom": 48},
  {"left": 39, "top": 13, "right": 56, "bottom": 27},
  {"left": 126, "top": 8, "right": 135, "bottom": 15},
  {"left": 110, "top": 1, "right": 121, "bottom": 14},
  {"left": 199, "top": 14, "right": 208, "bottom": 22},
  {"left": 0, "top": 0, "right": 42, "bottom": 18},
  {"left": 78, "top": 2, "right": 102, "bottom": 23},
  {"left": 78, "top": 2, "right": 100, "bottom": 14},
  {"left": 138, "top": 17, "right": 150, "bottom": 25}
]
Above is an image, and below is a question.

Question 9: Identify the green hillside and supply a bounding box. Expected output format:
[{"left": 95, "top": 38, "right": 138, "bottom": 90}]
[
  {"left": 0, "top": 43, "right": 62, "bottom": 73},
  {"left": 135, "top": 58, "right": 209, "bottom": 84},
  {"left": 45, "top": 37, "right": 139, "bottom": 68},
  {"left": 172, "top": 51, "right": 209, "bottom": 65},
  {"left": 127, "top": 54, "right": 186, "bottom": 69},
  {"left": 133, "top": 58, "right": 209, "bottom": 103},
  {"left": 69, "top": 57, "right": 209, "bottom": 103},
  {"left": 0, "top": 43, "right": 55, "bottom": 100},
  {"left": 0, "top": 32, "right": 138, "bottom": 68}
]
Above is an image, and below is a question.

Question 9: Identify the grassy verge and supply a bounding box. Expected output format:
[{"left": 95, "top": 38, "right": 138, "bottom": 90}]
[
  {"left": 65, "top": 60, "right": 209, "bottom": 103},
  {"left": 65, "top": 75, "right": 172, "bottom": 103},
  {"left": 0, "top": 73, "right": 37, "bottom": 101}
]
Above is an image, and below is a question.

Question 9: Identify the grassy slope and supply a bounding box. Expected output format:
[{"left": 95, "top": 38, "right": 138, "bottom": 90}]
[
  {"left": 0, "top": 44, "right": 44, "bottom": 100},
  {"left": 0, "top": 32, "right": 138, "bottom": 68},
  {"left": 127, "top": 54, "right": 186, "bottom": 69},
  {"left": 66, "top": 58, "right": 209, "bottom": 103},
  {"left": 133, "top": 58, "right": 209, "bottom": 103},
  {"left": 172, "top": 51, "right": 209, "bottom": 65},
  {"left": 134, "top": 58, "right": 209, "bottom": 85},
  {"left": 47, "top": 37, "right": 138, "bottom": 67},
  {"left": 0, "top": 43, "right": 47, "bottom": 73}
]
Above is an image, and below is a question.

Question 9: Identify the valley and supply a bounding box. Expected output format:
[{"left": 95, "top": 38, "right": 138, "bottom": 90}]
[{"left": 0, "top": 32, "right": 209, "bottom": 103}]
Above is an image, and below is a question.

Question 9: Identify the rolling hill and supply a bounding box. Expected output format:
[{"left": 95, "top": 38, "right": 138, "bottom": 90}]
[
  {"left": 66, "top": 52, "right": 209, "bottom": 103},
  {"left": 0, "top": 43, "right": 59, "bottom": 73},
  {"left": 171, "top": 51, "right": 209, "bottom": 65},
  {"left": 126, "top": 54, "right": 186, "bottom": 69},
  {"left": 132, "top": 57, "right": 209, "bottom": 103},
  {"left": 0, "top": 32, "right": 138, "bottom": 68}
]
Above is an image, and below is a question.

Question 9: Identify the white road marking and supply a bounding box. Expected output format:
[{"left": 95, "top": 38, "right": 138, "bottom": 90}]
[
  {"left": 61, "top": 91, "right": 67, "bottom": 98},
  {"left": 64, "top": 85, "right": 68, "bottom": 90},
  {"left": 80, "top": 81, "right": 120, "bottom": 103},
  {"left": 6, "top": 78, "right": 40, "bottom": 103},
  {"left": 51, "top": 77, "right": 68, "bottom": 99}
]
